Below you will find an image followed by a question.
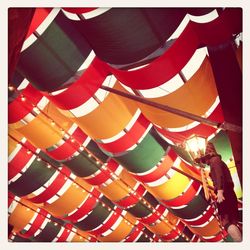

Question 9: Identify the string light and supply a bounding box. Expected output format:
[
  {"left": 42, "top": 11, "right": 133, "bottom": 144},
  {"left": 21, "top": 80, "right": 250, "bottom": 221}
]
[
  {"left": 47, "top": 164, "right": 51, "bottom": 169},
  {"left": 37, "top": 157, "right": 41, "bottom": 161},
  {"left": 21, "top": 95, "right": 26, "bottom": 102},
  {"left": 51, "top": 120, "right": 55, "bottom": 126},
  {"left": 8, "top": 85, "right": 15, "bottom": 91},
  {"left": 88, "top": 154, "right": 92, "bottom": 158},
  {"left": 27, "top": 150, "right": 32, "bottom": 155},
  {"left": 70, "top": 138, "right": 75, "bottom": 143}
]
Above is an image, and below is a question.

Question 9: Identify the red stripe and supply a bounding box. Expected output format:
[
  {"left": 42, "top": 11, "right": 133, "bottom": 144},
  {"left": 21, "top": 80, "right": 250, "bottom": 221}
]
[
  {"left": 62, "top": 189, "right": 101, "bottom": 222},
  {"left": 8, "top": 141, "right": 37, "bottom": 180},
  {"left": 25, "top": 8, "right": 53, "bottom": 39},
  {"left": 8, "top": 84, "right": 43, "bottom": 124},
  {"left": 19, "top": 209, "right": 48, "bottom": 238},
  {"left": 46, "top": 127, "right": 87, "bottom": 161},
  {"left": 162, "top": 180, "right": 201, "bottom": 207},
  {"left": 97, "top": 114, "right": 150, "bottom": 154},
  {"left": 56, "top": 224, "right": 73, "bottom": 242},
  {"left": 115, "top": 184, "right": 146, "bottom": 208},
  {"left": 84, "top": 159, "right": 119, "bottom": 186},
  {"left": 46, "top": 58, "right": 109, "bottom": 110},
  {"left": 27, "top": 167, "right": 71, "bottom": 203},
  {"left": 88, "top": 207, "right": 122, "bottom": 236}
]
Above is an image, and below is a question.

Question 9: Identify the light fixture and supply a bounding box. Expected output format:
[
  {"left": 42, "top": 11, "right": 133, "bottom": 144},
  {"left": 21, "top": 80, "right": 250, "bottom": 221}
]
[
  {"left": 184, "top": 135, "right": 210, "bottom": 200},
  {"left": 184, "top": 135, "right": 206, "bottom": 163}
]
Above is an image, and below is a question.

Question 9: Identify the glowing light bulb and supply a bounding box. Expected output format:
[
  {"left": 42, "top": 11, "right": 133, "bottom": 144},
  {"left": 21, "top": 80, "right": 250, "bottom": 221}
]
[
  {"left": 8, "top": 85, "right": 15, "bottom": 91},
  {"left": 21, "top": 96, "right": 26, "bottom": 102}
]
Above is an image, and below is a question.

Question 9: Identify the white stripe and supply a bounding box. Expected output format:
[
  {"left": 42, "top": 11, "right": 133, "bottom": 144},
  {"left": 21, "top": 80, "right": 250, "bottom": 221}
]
[
  {"left": 169, "top": 9, "right": 218, "bottom": 41},
  {"left": 191, "top": 215, "right": 214, "bottom": 228},
  {"left": 170, "top": 204, "right": 187, "bottom": 209},
  {"left": 52, "top": 227, "right": 65, "bottom": 242},
  {"left": 167, "top": 168, "right": 176, "bottom": 179},
  {"left": 188, "top": 9, "right": 218, "bottom": 23},
  {"left": 78, "top": 51, "right": 96, "bottom": 71},
  {"left": 173, "top": 157, "right": 182, "bottom": 168},
  {"left": 8, "top": 173, "right": 22, "bottom": 184},
  {"left": 62, "top": 9, "right": 81, "bottom": 20},
  {"left": 8, "top": 198, "right": 20, "bottom": 214},
  {"left": 81, "top": 8, "right": 111, "bottom": 19},
  {"left": 139, "top": 74, "right": 184, "bottom": 98},
  {"left": 46, "top": 174, "right": 75, "bottom": 204},
  {"left": 68, "top": 97, "right": 99, "bottom": 117},
  {"left": 21, "top": 33, "right": 37, "bottom": 52},
  {"left": 102, "top": 210, "right": 127, "bottom": 237},
  {"left": 8, "top": 142, "right": 24, "bottom": 162},
  {"left": 181, "top": 48, "right": 207, "bottom": 81},
  {"left": 50, "top": 88, "right": 67, "bottom": 96},
  {"left": 17, "top": 79, "right": 29, "bottom": 91},
  {"left": 182, "top": 179, "right": 195, "bottom": 194},
  {"left": 95, "top": 75, "right": 116, "bottom": 102},
  {"left": 127, "top": 64, "right": 149, "bottom": 72},
  {"left": 68, "top": 123, "right": 78, "bottom": 135},
  {"left": 37, "top": 96, "right": 50, "bottom": 110},
  {"left": 21, "top": 9, "right": 60, "bottom": 52},
  {"left": 131, "top": 160, "right": 160, "bottom": 176},
  {"left": 133, "top": 231, "right": 143, "bottom": 242},
  {"left": 168, "top": 14, "right": 189, "bottom": 41},
  {"left": 154, "top": 130, "right": 175, "bottom": 145},
  {"left": 146, "top": 175, "right": 168, "bottom": 187},
  {"left": 66, "top": 231, "right": 76, "bottom": 242},
  {"left": 36, "top": 8, "right": 60, "bottom": 36},
  {"left": 19, "top": 113, "right": 35, "bottom": 125},
  {"left": 23, "top": 211, "right": 38, "bottom": 231}
]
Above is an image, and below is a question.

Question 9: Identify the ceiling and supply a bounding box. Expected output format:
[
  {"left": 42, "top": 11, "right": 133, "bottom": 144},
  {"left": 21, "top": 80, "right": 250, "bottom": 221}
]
[{"left": 8, "top": 7, "right": 242, "bottom": 243}]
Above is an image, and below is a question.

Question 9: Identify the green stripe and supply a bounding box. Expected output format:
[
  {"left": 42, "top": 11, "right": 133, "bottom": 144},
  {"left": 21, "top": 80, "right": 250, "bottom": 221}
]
[
  {"left": 17, "top": 11, "right": 91, "bottom": 92},
  {"left": 87, "top": 140, "right": 109, "bottom": 162},
  {"left": 32, "top": 221, "right": 61, "bottom": 242},
  {"left": 127, "top": 192, "right": 158, "bottom": 218},
  {"left": 64, "top": 152, "right": 99, "bottom": 177},
  {"left": 210, "top": 131, "right": 233, "bottom": 162},
  {"left": 168, "top": 190, "right": 208, "bottom": 219},
  {"left": 127, "top": 201, "right": 151, "bottom": 218},
  {"left": 9, "top": 159, "right": 56, "bottom": 197},
  {"left": 75, "top": 196, "right": 114, "bottom": 231},
  {"left": 114, "top": 132, "right": 165, "bottom": 173}
]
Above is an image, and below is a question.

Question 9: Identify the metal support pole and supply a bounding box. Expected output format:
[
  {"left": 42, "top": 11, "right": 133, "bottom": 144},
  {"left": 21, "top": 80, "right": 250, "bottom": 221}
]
[{"left": 101, "top": 85, "right": 242, "bottom": 133}]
